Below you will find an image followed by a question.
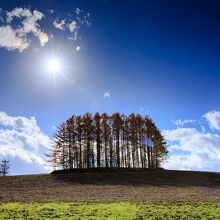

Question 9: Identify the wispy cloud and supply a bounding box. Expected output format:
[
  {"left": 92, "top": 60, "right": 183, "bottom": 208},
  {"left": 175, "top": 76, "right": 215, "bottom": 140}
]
[
  {"left": 53, "top": 7, "right": 91, "bottom": 42},
  {"left": 53, "top": 18, "right": 79, "bottom": 41},
  {"left": 53, "top": 17, "right": 78, "bottom": 39},
  {"left": 171, "top": 119, "right": 195, "bottom": 127},
  {"left": 104, "top": 91, "right": 111, "bottom": 98}
]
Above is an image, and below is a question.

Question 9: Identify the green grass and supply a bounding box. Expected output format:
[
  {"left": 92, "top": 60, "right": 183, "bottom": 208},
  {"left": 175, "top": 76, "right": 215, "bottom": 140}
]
[{"left": 0, "top": 202, "right": 219, "bottom": 220}]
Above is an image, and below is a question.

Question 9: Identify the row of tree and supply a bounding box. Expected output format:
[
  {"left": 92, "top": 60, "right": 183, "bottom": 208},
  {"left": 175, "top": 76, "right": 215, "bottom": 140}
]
[{"left": 50, "top": 113, "right": 168, "bottom": 170}]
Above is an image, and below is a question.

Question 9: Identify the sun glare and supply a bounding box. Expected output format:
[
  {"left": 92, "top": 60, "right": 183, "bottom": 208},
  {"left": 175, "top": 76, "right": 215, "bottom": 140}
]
[
  {"left": 46, "top": 58, "right": 61, "bottom": 73},
  {"left": 39, "top": 49, "right": 71, "bottom": 82}
]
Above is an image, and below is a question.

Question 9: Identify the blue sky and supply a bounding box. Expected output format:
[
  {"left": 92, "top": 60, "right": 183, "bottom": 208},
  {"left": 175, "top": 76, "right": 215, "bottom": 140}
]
[{"left": 0, "top": 0, "right": 220, "bottom": 175}]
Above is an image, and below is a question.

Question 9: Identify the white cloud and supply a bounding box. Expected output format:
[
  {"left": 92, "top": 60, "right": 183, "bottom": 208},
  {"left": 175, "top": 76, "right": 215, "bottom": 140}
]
[
  {"left": 0, "top": 7, "right": 91, "bottom": 52},
  {"left": 6, "top": 8, "right": 32, "bottom": 23},
  {"left": 48, "top": 8, "right": 91, "bottom": 45},
  {"left": 203, "top": 110, "right": 220, "bottom": 131},
  {"left": 163, "top": 123, "right": 220, "bottom": 171},
  {"left": 0, "top": 7, "right": 49, "bottom": 51},
  {"left": 68, "top": 20, "right": 77, "bottom": 33},
  {"left": 0, "top": 25, "right": 29, "bottom": 51},
  {"left": 163, "top": 127, "right": 220, "bottom": 156},
  {"left": 67, "top": 37, "right": 74, "bottom": 41},
  {"left": 54, "top": 19, "right": 78, "bottom": 41},
  {"left": 104, "top": 91, "right": 111, "bottom": 98},
  {"left": 53, "top": 8, "right": 90, "bottom": 41},
  {"left": 36, "top": 31, "right": 49, "bottom": 46},
  {"left": 171, "top": 119, "right": 195, "bottom": 127},
  {"left": 165, "top": 154, "right": 207, "bottom": 170},
  {"left": 53, "top": 19, "right": 65, "bottom": 30},
  {"left": 0, "top": 111, "right": 50, "bottom": 170},
  {"left": 76, "top": 46, "right": 81, "bottom": 51}
]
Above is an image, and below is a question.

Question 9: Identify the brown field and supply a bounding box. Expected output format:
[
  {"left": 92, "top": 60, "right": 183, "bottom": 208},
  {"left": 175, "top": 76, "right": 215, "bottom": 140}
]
[{"left": 0, "top": 170, "right": 219, "bottom": 203}]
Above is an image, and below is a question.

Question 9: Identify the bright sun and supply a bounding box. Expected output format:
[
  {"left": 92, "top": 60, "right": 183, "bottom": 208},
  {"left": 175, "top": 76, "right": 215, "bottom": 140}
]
[{"left": 46, "top": 58, "right": 61, "bottom": 73}]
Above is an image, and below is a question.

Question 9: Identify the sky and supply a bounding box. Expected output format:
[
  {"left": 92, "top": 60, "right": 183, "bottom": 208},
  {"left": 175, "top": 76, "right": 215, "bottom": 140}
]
[{"left": 0, "top": 0, "right": 220, "bottom": 175}]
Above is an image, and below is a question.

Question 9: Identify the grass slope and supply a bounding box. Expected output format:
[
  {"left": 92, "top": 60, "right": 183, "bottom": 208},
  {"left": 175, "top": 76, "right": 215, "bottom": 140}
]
[{"left": 0, "top": 202, "right": 219, "bottom": 219}]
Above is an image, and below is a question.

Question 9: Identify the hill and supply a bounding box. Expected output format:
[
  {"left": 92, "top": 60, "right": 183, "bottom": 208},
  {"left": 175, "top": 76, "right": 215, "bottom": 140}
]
[{"left": 0, "top": 169, "right": 219, "bottom": 203}]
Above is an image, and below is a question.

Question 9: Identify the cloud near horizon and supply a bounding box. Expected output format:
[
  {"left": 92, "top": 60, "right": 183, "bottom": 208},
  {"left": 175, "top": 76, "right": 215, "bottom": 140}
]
[
  {"left": 0, "top": 111, "right": 51, "bottom": 171},
  {"left": 163, "top": 110, "right": 220, "bottom": 171},
  {"left": 203, "top": 110, "right": 220, "bottom": 131}
]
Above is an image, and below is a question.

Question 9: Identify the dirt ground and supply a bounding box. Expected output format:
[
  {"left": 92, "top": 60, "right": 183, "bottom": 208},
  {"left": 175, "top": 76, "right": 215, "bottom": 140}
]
[{"left": 0, "top": 170, "right": 219, "bottom": 202}]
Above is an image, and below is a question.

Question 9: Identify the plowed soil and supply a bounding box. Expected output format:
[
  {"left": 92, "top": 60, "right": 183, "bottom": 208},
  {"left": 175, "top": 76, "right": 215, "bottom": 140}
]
[{"left": 0, "top": 170, "right": 219, "bottom": 202}]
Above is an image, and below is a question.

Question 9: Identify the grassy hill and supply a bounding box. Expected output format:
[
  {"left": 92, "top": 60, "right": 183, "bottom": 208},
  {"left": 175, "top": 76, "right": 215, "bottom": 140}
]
[{"left": 0, "top": 169, "right": 219, "bottom": 203}]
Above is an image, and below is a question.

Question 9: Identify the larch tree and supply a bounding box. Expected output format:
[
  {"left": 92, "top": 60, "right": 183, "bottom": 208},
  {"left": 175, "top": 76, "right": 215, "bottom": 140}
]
[
  {"left": 112, "top": 113, "right": 122, "bottom": 168},
  {"left": 101, "top": 113, "right": 110, "bottom": 168},
  {"left": 75, "top": 115, "right": 83, "bottom": 168},
  {"left": 94, "top": 112, "right": 101, "bottom": 168},
  {"left": 49, "top": 113, "right": 168, "bottom": 171}
]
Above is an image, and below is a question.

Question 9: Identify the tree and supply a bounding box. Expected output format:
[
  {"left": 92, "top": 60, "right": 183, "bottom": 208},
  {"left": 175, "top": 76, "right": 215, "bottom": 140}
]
[
  {"left": 50, "top": 113, "right": 168, "bottom": 170},
  {"left": 128, "top": 114, "right": 137, "bottom": 167},
  {"left": 112, "top": 113, "right": 122, "bottom": 168},
  {"left": 144, "top": 116, "right": 155, "bottom": 169},
  {"left": 0, "top": 160, "right": 10, "bottom": 176},
  {"left": 83, "top": 113, "right": 94, "bottom": 168},
  {"left": 94, "top": 112, "right": 101, "bottom": 168},
  {"left": 50, "top": 122, "right": 69, "bottom": 169},
  {"left": 76, "top": 115, "right": 83, "bottom": 168},
  {"left": 123, "top": 115, "right": 131, "bottom": 168},
  {"left": 101, "top": 113, "right": 110, "bottom": 168}
]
